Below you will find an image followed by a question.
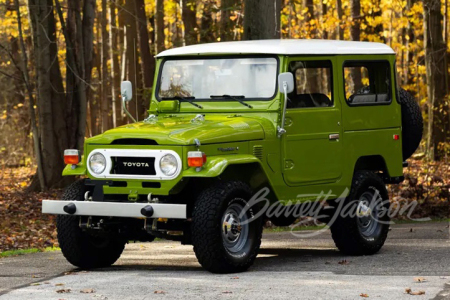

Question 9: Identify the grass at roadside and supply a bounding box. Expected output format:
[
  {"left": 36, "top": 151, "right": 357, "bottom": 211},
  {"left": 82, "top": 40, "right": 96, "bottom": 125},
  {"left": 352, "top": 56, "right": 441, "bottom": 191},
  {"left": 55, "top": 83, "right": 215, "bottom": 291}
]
[{"left": 0, "top": 247, "right": 60, "bottom": 259}]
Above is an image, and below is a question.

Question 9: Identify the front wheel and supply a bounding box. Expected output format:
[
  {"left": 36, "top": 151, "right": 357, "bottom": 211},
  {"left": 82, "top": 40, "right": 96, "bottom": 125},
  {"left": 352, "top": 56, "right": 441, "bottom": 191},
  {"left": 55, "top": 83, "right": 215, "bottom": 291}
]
[
  {"left": 57, "top": 180, "right": 126, "bottom": 269},
  {"left": 330, "top": 171, "right": 390, "bottom": 255},
  {"left": 191, "top": 181, "right": 263, "bottom": 273}
]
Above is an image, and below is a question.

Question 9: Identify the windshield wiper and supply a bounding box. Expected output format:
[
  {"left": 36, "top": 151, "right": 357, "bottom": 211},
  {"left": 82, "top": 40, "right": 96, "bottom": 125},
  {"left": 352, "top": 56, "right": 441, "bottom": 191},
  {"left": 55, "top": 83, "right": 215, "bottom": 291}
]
[
  {"left": 161, "top": 96, "right": 203, "bottom": 109},
  {"left": 210, "top": 95, "right": 253, "bottom": 108}
]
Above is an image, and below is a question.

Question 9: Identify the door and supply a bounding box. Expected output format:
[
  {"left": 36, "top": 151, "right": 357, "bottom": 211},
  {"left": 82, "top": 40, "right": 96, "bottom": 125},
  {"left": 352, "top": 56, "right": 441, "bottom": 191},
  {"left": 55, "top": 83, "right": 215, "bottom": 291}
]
[{"left": 282, "top": 57, "right": 343, "bottom": 186}]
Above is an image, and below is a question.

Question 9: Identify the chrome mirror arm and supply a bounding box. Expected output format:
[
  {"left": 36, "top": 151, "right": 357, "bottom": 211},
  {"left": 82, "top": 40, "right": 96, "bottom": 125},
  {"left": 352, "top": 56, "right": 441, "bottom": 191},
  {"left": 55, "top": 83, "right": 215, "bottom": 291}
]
[
  {"left": 277, "top": 81, "right": 289, "bottom": 138},
  {"left": 122, "top": 94, "right": 137, "bottom": 123}
]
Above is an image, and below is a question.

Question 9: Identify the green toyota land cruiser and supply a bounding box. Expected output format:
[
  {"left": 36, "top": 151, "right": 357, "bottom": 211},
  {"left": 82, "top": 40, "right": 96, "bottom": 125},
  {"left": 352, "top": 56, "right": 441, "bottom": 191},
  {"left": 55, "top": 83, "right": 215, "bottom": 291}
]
[{"left": 42, "top": 39, "right": 423, "bottom": 274}]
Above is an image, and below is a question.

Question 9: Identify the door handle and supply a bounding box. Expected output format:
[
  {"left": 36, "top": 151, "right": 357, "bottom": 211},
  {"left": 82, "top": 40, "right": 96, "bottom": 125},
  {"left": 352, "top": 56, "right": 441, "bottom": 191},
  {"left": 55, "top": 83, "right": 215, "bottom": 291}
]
[{"left": 329, "top": 133, "right": 340, "bottom": 140}]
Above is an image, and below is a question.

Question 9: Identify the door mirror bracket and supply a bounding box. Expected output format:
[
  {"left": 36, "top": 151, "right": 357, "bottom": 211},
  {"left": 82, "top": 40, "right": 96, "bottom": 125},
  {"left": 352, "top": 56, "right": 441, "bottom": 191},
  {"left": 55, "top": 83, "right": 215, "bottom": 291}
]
[{"left": 277, "top": 73, "right": 295, "bottom": 138}]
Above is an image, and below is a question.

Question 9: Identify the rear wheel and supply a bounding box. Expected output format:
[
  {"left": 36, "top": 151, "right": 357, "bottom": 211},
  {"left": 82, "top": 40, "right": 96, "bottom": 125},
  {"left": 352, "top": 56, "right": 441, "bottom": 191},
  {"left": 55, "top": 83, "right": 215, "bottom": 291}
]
[
  {"left": 330, "top": 171, "right": 390, "bottom": 255},
  {"left": 191, "top": 181, "right": 263, "bottom": 273},
  {"left": 56, "top": 180, "right": 126, "bottom": 269}
]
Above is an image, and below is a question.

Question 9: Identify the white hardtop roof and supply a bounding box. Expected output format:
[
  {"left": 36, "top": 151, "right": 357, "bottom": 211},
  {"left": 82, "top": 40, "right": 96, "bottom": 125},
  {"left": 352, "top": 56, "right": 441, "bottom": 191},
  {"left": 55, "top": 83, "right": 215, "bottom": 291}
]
[{"left": 156, "top": 39, "right": 395, "bottom": 57}]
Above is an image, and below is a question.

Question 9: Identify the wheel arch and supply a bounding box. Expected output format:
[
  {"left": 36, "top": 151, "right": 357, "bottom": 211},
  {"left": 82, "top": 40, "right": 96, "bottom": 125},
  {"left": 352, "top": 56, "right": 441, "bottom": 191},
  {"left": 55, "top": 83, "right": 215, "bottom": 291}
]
[
  {"left": 182, "top": 155, "right": 275, "bottom": 193},
  {"left": 353, "top": 155, "right": 389, "bottom": 177}
]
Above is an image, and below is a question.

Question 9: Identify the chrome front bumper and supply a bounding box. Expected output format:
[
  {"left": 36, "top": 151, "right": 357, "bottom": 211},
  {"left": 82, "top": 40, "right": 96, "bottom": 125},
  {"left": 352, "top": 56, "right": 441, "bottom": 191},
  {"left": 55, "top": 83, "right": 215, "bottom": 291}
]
[{"left": 42, "top": 200, "right": 186, "bottom": 219}]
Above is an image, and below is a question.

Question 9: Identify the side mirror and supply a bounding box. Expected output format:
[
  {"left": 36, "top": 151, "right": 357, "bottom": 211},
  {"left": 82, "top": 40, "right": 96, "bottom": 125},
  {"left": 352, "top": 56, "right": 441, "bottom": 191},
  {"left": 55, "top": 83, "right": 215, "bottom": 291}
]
[
  {"left": 278, "top": 72, "right": 295, "bottom": 94},
  {"left": 121, "top": 81, "right": 137, "bottom": 123},
  {"left": 121, "top": 81, "right": 133, "bottom": 102}
]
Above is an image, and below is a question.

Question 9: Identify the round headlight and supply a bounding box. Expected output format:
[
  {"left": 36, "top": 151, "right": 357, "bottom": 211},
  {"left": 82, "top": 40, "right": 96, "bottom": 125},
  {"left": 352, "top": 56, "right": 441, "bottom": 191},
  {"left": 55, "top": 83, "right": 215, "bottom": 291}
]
[
  {"left": 89, "top": 152, "right": 106, "bottom": 174},
  {"left": 160, "top": 154, "right": 178, "bottom": 176}
]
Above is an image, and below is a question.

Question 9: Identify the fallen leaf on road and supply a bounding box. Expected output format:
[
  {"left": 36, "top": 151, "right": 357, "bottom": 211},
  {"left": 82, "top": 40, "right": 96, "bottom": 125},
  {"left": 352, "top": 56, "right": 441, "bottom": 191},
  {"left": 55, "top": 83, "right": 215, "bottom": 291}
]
[
  {"left": 55, "top": 283, "right": 65, "bottom": 286},
  {"left": 80, "top": 288, "right": 95, "bottom": 293},
  {"left": 405, "top": 288, "right": 425, "bottom": 295},
  {"left": 30, "top": 283, "right": 41, "bottom": 286},
  {"left": 414, "top": 277, "right": 427, "bottom": 283},
  {"left": 230, "top": 277, "right": 239, "bottom": 280},
  {"left": 338, "top": 260, "right": 350, "bottom": 265},
  {"left": 360, "top": 293, "right": 369, "bottom": 297},
  {"left": 64, "top": 271, "right": 77, "bottom": 275},
  {"left": 56, "top": 289, "right": 71, "bottom": 294},
  {"left": 154, "top": 290, "right": 165, "bottom": 294},
  {"left": 410, "top": 228, "right": 414, "bottom": 232}
]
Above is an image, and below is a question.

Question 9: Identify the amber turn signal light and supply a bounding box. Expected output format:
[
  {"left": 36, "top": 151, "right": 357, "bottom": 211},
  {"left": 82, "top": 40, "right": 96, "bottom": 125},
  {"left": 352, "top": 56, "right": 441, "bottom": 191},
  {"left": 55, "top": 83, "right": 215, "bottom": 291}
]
[
  {"left": 188, "top": 151, "right": 206, "bottom": 167},
  {"left": 64, "top": 149, "right": 80, "bottom": 165}
]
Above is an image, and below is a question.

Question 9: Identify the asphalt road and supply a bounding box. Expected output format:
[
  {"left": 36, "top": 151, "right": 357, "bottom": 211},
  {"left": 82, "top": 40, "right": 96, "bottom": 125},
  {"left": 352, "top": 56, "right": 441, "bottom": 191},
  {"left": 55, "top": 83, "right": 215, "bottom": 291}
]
[{"left": 0, "top": 222, "right": 449, "bottom": 300}]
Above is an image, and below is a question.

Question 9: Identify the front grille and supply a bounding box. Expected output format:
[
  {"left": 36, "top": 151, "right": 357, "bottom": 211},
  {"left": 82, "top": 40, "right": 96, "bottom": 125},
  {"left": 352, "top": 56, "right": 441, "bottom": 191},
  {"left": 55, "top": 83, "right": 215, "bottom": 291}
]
[{"left": 111, "top": 157, "right": 156, "bottom": 175}]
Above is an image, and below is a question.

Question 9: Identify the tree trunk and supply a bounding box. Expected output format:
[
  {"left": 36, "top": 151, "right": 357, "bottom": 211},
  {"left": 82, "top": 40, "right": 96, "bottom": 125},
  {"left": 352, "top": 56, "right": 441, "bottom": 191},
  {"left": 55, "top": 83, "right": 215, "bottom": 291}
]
[
  {"left": 322, "top": 1, "right": 328, "bottom": 39},
  {"left": 243, "top": 0, "right": 281, "bottom": 40},
  {"left": 220, "top": 0, "right": 236, "bottom": 41},
  {"left": 155, "top": 0, "right": 165, "bottom": 53},
  {"left": 350, "top": 0, "right": 361, "bottom": 41},
  {"left": 101, "top": 0, "right": 111, "bottom": 132},
  {"left": 200, "top": 0, "right": 216, "bottom": 43},
  {"left": 336, "top": 0, "right": 344, "bottom": 40},
  {"left": 182, "top": 0, "right": 198, "bottom": 45},
  {"left": 109, "top": 0, "right": 121, "bottom": 128},
  {"left": 424, "top": 0, "right": 449, "bottom": 160},
  {"left": 82, "top": 0, "right": 96, "bottom": 143},
  {"left": 303, "top": 0, "right": 316, "bottom": 38},
  {"left": 15, "top": 0, "right": 45, "bottom": 191},
  {"left": 135, "top": 0, "right": 156, "bottom": 91},
  {"left": 124, "top": 0, "right": 144, "bottom": 121},
  {"left": 28, "top": 0, "right": 68, "bottom": 189},
  {"left": 404, "top": 0, "right": 416, "bottom": 89}
]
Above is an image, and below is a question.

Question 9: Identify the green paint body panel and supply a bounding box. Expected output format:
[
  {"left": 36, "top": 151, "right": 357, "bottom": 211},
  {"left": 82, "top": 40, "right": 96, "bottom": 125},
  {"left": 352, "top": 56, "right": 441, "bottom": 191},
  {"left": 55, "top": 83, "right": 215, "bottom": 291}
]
[
  {"left": 63, "top": 161, "right": 86, "bottom": 176},
  {"left": 64, "top": 53, "right": 403, "bottom": 205}
]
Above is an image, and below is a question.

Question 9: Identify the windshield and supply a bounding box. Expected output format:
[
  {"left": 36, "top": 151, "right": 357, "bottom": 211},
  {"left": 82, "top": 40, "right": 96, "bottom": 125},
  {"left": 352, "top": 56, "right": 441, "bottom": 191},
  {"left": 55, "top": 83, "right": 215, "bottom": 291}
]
[{"left": 157, "top": 57, "right": 278, "bottom": 100}]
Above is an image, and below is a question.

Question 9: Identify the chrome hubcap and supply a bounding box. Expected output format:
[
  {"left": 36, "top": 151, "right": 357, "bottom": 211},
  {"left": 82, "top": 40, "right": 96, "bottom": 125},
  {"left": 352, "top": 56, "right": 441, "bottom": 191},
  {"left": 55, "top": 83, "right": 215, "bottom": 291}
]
[
  {"left": 222, "top": 213, "right": 242, "bottom": 243},
  {"left": 356, "top": 191, "right": 382, "bottom": 237},
  {"left": 221, "top": 201, "right": 249, "bottom": 253},
  {"left": 357, "top": 201, "right": 372, "bottom": 228}
]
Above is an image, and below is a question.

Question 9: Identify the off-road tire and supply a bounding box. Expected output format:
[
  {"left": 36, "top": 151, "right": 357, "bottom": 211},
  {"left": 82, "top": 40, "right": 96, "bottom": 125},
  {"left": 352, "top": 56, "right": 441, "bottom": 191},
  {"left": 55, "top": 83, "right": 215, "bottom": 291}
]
[
  {"left": 57, "top": 180, "right": 126, "bottom": 269},
  {"left": 330, "top": 171, "right": 390, "bottom": 255},
  {"left": 191, "top": 181, "right": 263, "bottom": 273},
  {"left": 398, "top": 88, "right": 423, "bottom": 160}
]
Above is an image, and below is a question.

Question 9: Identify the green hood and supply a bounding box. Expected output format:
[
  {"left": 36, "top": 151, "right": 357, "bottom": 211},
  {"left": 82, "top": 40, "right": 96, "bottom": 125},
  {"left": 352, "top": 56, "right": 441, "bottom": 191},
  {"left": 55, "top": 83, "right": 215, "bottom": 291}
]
[{"left": 86, "top": 115, "right": 265, "bottom": 145}]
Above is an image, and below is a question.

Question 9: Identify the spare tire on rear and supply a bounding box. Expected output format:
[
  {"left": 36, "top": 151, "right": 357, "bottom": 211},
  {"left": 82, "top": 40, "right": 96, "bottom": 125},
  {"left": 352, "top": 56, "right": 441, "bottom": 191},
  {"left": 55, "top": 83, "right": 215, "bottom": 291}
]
[{"left": 398, "top": 88, "right": 423, "bottom": 160}]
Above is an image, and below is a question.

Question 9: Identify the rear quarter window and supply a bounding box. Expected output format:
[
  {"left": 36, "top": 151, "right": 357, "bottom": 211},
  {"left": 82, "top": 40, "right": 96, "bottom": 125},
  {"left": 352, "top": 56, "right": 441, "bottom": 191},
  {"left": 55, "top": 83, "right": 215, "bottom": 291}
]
[{"left": 343, "top": 61, "right": 392, "bottom": 106}]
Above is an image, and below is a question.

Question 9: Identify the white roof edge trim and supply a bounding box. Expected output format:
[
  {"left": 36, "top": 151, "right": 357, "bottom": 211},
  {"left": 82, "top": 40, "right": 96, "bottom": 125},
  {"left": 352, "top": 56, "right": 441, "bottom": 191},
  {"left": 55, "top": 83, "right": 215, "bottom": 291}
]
[{"left": 156, "top": 39, "right": 395, "bottom": 57}]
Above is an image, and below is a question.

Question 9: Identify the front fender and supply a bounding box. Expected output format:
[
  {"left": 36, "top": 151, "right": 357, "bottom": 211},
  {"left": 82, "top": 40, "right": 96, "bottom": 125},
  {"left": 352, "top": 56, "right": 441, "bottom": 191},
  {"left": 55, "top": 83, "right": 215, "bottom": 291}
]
[
  {"left": 62, "top": 162, "right": 87, "bottom": 176},
  {"left": 182, "top": 154, "right": 260, "bottom": 177}
]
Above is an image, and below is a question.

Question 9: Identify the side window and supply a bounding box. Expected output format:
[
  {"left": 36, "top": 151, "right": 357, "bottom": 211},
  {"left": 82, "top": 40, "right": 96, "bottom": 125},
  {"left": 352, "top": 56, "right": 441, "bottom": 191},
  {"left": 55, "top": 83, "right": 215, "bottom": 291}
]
[
  {"left": 343, "top": 61, "right": 392, "bottom": 105},
  {"left": 287, "top": 60, "right": 333, "bottom": 109}
]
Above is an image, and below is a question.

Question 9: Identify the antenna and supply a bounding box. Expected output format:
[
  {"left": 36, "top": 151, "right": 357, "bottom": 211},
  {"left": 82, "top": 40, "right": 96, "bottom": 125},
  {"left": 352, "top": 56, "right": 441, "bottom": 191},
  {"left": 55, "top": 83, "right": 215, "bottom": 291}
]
[{"left": 134, "top": 38, "right": 138, "bottom": 122}]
